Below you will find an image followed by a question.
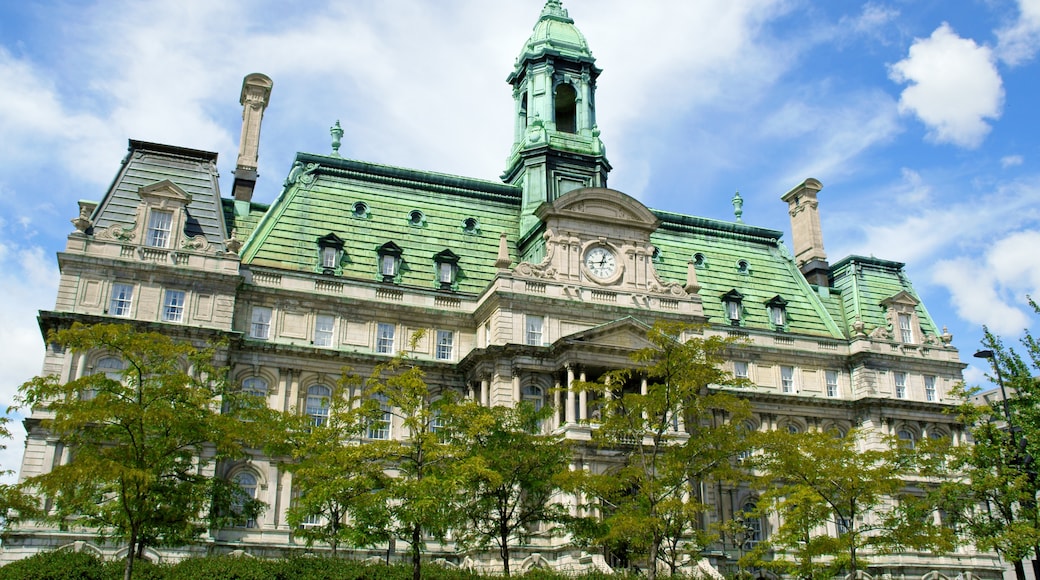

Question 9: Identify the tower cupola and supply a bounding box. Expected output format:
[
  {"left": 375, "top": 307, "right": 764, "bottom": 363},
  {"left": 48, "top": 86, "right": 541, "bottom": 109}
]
[{"left": 504, "top": 0, "right": 611, "bottom": 238}]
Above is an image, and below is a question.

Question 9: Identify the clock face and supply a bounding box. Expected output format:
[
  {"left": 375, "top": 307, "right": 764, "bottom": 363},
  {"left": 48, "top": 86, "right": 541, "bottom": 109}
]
[{"left": 584, "top": 247, "right": 618, "bottom": 279}]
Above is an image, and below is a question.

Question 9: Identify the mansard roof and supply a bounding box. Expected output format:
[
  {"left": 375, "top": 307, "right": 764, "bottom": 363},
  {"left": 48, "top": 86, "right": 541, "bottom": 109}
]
[
  {"left": 91, "top": 140, "right": 227, "bottom": 245},
  {"left": 830, "top": 255, "right": 942, "bottom": 340}
]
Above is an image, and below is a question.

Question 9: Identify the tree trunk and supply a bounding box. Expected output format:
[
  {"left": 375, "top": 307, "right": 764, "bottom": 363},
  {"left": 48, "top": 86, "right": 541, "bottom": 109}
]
[
  {"left": 411, "top": 525, "right": 422, "bottom": 580},
  {"left": 1013, "top": 559, "right": 1026, "bottom": 580},
  {"left": 123, "top": 535, "right": 137, "bottom": 580},
  {"left": 648, "top": 536, "right": 659, "bottom": 580},
  {"left": 500, "top": 519, "right": 511, "bottom": 577}
]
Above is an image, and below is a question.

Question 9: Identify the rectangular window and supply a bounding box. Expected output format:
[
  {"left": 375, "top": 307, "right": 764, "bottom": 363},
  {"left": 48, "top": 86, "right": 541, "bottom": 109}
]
[
  {"left": 484, "top": 320, "right": 492, "bottom": 347},
  {"left": 381, "top": 254, "right": 396, "bottom": 277},
  {"left": 435, "top": 330, "right": 453, "bottom": 361},
  {"left": 314, "top": 315, "right": 334, "bottom": 347},
  {"left": 250, "top": 307, "right": 272, "bottom": 340},
  {"left": 895, "top": 372, "right": 907, "bottom": 399},
  {"left": 726, "top": 301, "right": 741, "bottom": 322},
  {"left": 321, "top": 247, "right": 337, "bottom": 269},
  {"left": 733, "top": 361, "right": 749, "bottom": 380},
  {"left": 376, "top": 323, "right": 395, "bottom": 354},
  {"left": 825, "top": 370, "right": 839, "bottom": 397},
  {"left": 526, "top": 315, "right": 544, "bottom": 346},
  {"left": 899, "top": 313, "right": 914, "bottom": 343},
  {"left": 780, "top": 366, "right": 795, "bottom": 393},
  {"left": 146, "top": 210, "right": 173, "bottom": 248},
  {"left": 367, "top": 395, "right": 392, "bottom": 439},
  {"left": 438, "top": 262, "right": 454, "bottom": 285},
  {"left": 162, "top": 290, "right": 185, "bottom": 323},
  {"left": 925, "top": 375, "right": 937, "bottom": 402},
  {"left": 109, "top": 283, "right": 134, "bottom": 317},
  {"left": 769, "top": 306, "right": 785, "bottom": 327}
]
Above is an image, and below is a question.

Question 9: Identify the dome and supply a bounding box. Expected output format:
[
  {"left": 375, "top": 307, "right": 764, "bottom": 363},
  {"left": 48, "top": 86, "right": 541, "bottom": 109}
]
[{"left": 513, "top": 0, "right": 595, "bottom": 70}]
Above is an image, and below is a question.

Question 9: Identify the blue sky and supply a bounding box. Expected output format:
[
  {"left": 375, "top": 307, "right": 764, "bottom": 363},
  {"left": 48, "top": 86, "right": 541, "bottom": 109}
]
[{"left": 1, "top": 0, "right": 1039, "bottom": 476}]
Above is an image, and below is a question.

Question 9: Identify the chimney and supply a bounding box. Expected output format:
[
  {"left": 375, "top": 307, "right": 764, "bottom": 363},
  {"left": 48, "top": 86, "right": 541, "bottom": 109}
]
[
  {"left": 781, "top": 178, "right": 830, "bottom": 287},
  {"left": 233, "top": 73, "right": 273, "bottom": 202}
]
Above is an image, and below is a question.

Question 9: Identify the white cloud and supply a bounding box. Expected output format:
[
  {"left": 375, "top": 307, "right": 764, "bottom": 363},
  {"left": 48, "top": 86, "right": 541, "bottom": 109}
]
[
  {"left": 839, "top": 2, "right": 900, "bottom": 41},
  {"left": 889, "top": 23, "right": 1004, "bottom": 148},
  {"left": 996, "top": 0, "right": 1040, "bottom": 66},
  {"left": 1002, "top": 154, "right": 1025, "bottom": 168}
]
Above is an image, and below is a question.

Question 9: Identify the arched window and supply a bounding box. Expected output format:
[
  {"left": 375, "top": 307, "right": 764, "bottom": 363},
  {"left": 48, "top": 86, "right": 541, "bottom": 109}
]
[
  {"left": 232, "top": 472, "right": 258, "bottom": 528},
  {"left": 243, "top": 377, "right": 268, "bottom": 398},
  {"left": 897, "top": 428, "right": 916, "bottom": 449},
  {"left": 306, "top": 385, "right": 331, "bottom": 427},
  {"left": 522, "top": 385, "right": 544, "bottom": 411},
  {"left": 367, "top": 393, "right": 392, "bottom": 439},
  {"left": 554, "top": 83, "right": 577, "bottom": 133},
  {"left": 87, "top": 356, "right": 125, "bottom": 400},
  {"left": 741, "top": 500, "right": 762, "bottom": 548}
]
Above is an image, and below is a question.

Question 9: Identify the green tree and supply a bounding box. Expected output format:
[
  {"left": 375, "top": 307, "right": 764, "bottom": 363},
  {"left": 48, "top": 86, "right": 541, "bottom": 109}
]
[
  {"left": 362, "top": 341, "right": 466, "bottom": 580},
  {"left": 277, "top": 370, "right": 391, "bottom": 555},
  {"left": 15, "top": 323, "right": 266, "bottom": 580},
  {"left": 452, "top": 401, "right": 573, "bottom": 576},
  {"left": 0, "top": 415, "right": 40, "bottom": 525},
  {"left": 749, "top": 427, "right": 954, "bottom": 576},
  {"left": 575, "top": 321, "right": 752, "bottom": 580}
]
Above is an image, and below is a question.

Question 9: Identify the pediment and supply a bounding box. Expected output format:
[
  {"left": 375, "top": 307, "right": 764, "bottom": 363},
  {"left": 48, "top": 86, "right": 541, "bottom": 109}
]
[
  {"left": 560, "top": 317, "right": 655, "bottom": 350},
  {"left": 880, "top": 290, "right": 919, "bottom": 308},
  {"left": 138, "top": 179, "right": 192, "bottom": 205},
  {"left": 536, "top": 187, "right": 660, "bottom": 230}
]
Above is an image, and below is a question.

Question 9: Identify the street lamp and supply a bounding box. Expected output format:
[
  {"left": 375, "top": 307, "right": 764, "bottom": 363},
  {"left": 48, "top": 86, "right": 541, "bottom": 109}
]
[{"left": 974, "top": 349, "right": 1013, "bottom": 425}]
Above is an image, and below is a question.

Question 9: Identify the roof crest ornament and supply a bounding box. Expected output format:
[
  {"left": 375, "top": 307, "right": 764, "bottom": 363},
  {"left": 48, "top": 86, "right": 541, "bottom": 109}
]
[
  {"left": 330, "top": 120, "right": 344, "bottom": 158},
  {"left": 732, "top": 191, "right": 744, "bottom": 223},
  {"left": 541, "top": 0, "right": 570, "bottom": 20}
]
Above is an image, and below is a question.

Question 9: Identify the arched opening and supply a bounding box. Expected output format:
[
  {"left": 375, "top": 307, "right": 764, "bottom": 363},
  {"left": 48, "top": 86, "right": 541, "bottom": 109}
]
[
  {"left": 519, "top": 93, "right": 528, "bottom": 133},
  {"left": 554, "top": 83, "right": 577, "bottom": 133}
]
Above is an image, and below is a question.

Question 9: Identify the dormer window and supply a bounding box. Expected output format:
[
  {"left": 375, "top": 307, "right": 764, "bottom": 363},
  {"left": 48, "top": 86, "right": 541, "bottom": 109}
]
[
  {"left": 898, "top": 313, "right": 913, "bottom": 343},
  {"left": 693, "top": 253, "right": 707, "bottom": 268},
  {"left": 408, "top": 210, "right": 425, "bottom": 227},
  {"left": 352, "top": 201, "right": 369, "bottom": 218},
  {"left": 146, "top": 210, "right": 173, "bottom": 248},
  {"left": 463, "top": 217, "right": 479, "bottom": 234},
  {"left": 433, "top": 249, "right": 460, "bottom": 290},
  {"left": 377, "top": 242, "right": 403, "bottom": 283},
  {"left": 316, "top": 233, "right": 345, "bottom": 275},
  {"left": 722, "top": 289, "right": 743, "bottom": 326},
  {"left": 737, "top": 259, "right": 750, "bottom": 274},
  {"left": 766, "top": 295, "right": 788, "bottom": 330},
  {"left": 881, "top": 291, "right": 922, "bottom": 344}
]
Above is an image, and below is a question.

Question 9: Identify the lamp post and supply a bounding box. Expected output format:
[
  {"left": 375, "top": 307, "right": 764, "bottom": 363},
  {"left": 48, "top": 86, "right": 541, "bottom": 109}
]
[{"left": 974, "top": 349, "right": 1039, "bottom": 580}]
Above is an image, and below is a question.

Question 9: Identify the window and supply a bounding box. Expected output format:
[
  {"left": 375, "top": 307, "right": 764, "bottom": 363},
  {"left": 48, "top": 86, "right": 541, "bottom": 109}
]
[
  {"left": 306, "top": 385, "right": 331, "bottom": 427},
  {"left": 381, "top": 254, "right": 396, "bottom": 276},
  {"left": 242, "top": 377, "right": 268, "bottom": 398},
  {"left": 250, "top": 307, "right": 272, "bottom": 340},
  {"left": 522, "top": 385, "right": 544, "bottom": 412},
  {"left": 733, "top": 361, "right": 749, "bottom": 380},
  {"left": 232, "top": 472, "right": 258, "bottom": 528},
  {"left": 722, "top": 290, "right": 743, "bottom": 325},
  {"left": 825, "top": 370, "right": 839, "bottom": 397},
  {"left": 368, "top": 393, "right": 391, "bottom": 439},
  {"left": 435, "top": 330, "right": 453, "bottom": 361},
  {"left": 109, "top": 283, "right": 134, "bottom": 317},
  {"left": 463, "top": 217, "right": 478, "bottom": 233},
  {"left": 408, "top": 210, "right": 424, "bottom": 226},
  {"left": 837, "top": 516, "right": 852, "bottom": 536},
  {"left": 766, "top": 295, "right": 788, "bottom": 329},
  {"left": 741, "top": 500, "right": 762, "bottom": 549},
  {"left": 146, "top": 210, "right": 173, "bottom": 248},
  {"left": 316, "top": 233, "right": 344, "bottom": 274},
  {"left": 439, "top": 262, "right": 454, "bottom": 285},
  {"left": 377, "top": 242, "right": 402, "bottom": 282},
  {"left": 376, "top": 323, "right": 395, "bottom": 354},
  {"left": 786, "top": 423, "right": 801, "bottom": 434},
  {"left": 162, "top": 290, "right": 185, "bottom": 323},
  {"left": 737, "top": 260, "right": 750, "bottom": 274},
  {"left": 88, "top": 356, "right": 124, "bottom": 401},
  {"left": 693, "top": 253, "right": 706, "bottom": 267},
  {"left": 352, "top": 201, "right": 368, "bottom": 218},
  {"left": 314, "top": 315, "right": 334, "bottom": 347},
  {"left": 321, "top": 247, "right": 337, "bottom": 269},
  {"left": 897, "top": 428, "right": 916, "bottom": 449},
  {"left": 554, "top": 83, "right": 577, "bottom": 133},
  {"left": 780, "top": 366, "right": 795, "bottom": 393},
  {"left": 925, "top": 375, "right": 937, "bottom": 402},
  {"left": 433, "top": 249, "right": 460, "bottom": 290},
  {"left": 526, "top": 315, "right": 544, "bottom": 346},
  {"left": 898, "top": 313, "right": 914, "bottom": 343},
  {"left": 484, "top": 320, "right": 492, "bottom": 347},
  {"left": 894, "top": 372, "right": 907, "bottom": 399}
]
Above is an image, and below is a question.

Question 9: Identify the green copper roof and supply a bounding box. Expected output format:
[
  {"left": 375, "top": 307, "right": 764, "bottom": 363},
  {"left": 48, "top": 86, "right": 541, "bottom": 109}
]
[
  {"left": 222, "top": 198, "right": 269, "bottom": 243},
  {"left": 240, "top": 153, "right": 521, "bottom": 294},
  {"left": 830, "top": 255, "right": 942, "bottom": 339},
  {"left": 512, "top": 0, "right": 596, "bottom": 75}
]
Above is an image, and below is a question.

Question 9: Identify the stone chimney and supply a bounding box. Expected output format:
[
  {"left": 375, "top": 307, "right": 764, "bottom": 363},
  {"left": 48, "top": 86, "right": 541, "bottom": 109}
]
[
  {"left": 781, "top": 178, "right": 830, "bottom": 287},
  {"left": 232, "top": 73, "right": 273, "bottom": 202}
]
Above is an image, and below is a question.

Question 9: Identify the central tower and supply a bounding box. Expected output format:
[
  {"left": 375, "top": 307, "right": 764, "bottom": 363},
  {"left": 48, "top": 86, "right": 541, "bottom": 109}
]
[{"left": 503, "top": 0, "right": 611, "bottom": 238}]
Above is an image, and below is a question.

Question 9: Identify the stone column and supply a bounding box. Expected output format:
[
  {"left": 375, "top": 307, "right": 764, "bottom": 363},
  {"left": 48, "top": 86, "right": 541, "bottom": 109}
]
[
  {"left": 579, "top": 369, "right": 588, "bottom": 421},
  {"left": 565, "top": 366, "right": 576, "bottom": 424}
]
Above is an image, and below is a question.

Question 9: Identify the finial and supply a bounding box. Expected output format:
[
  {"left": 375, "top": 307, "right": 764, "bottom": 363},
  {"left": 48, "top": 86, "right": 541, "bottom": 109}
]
[
  {"left": 330, "top": 121, "right": 344, "bottom": 157},
  {"left": 495, "top": 232, "right": 512, "bottom": 269},
  {"left": 541, "top": 0, "right": 569, "bottom": 18},
  {"left": 732, "top": 191, "right": 744, "bottom": 223},
  {"left": 684, "top": 260, "right": 701, "bottom": 294}
]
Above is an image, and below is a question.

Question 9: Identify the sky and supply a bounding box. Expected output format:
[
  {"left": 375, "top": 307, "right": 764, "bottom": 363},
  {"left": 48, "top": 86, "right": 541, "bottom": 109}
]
[{"left": 0, "top": 0, "right": 1039, "bottom": 479}]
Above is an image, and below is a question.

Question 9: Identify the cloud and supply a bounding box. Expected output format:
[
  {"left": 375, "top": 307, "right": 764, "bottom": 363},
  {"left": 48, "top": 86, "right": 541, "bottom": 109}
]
[
  {"left": 1002, "top": 154, "right": 1025, "bottom": 168},
  {"left": 996, "top": 0, "right": 1040, "bottom": 66},
  {"left": 889, "top": 23, "right": 1004, "bottom": 148},
  {"left": 839, "top": 2, "right": 901, "bottom": 42}
]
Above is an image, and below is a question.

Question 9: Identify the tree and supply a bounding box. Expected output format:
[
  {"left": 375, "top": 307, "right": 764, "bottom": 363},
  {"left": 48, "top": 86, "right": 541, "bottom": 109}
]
[
  {"left": 277, "top": 370, "right": 391, "bottom": 555},
  {"left": 748, "top": 427, "right": 954, "bottom": 577},
  {"left": 0, "top": 415, "right": 40, "bottom": 525},
  {"left": 575, "top": 321, "right": 753, "bottom": 580},
  {"left": 452, "top": 400, "right": 573, "bottom": 576},
  {"left": 943, "top": 300, "right": 1040, "bottom": 580},
  {"left": 16, "top": 323, "right": 266, "bottom": 580},
  {"left": 361, "top": 340, "right": 467, "bottom": 580}
]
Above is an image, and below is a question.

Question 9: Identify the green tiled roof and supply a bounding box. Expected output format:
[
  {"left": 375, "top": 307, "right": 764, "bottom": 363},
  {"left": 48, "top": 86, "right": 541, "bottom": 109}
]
[
  {"left": 830, "top": 256, "right": 942, "bottom": 338},
  {"left": 240, "top": 153, "right": 522, "bottom": 294},
  {"left": 92, "top": 140, "right": 227, "bottom": 244},
  {"left": 508, "top": 0, "right": 597, "bottom": 83},
  {"left": 222, "top": 199, "right": 269, "bottom": 243},
  {"left": 650, "top": 214, "right": 844, "bottom": 338}
]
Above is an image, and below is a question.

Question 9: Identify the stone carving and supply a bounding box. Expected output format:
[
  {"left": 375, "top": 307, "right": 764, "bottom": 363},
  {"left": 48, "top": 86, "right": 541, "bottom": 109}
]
[
  {"left": 225, "top": 228, "right": 243, "bottom": 255},
  {"left": 181, "top": 234, "right": 209, "bottom": 252},
  {"left": 284, "top": 161, "right": 320, "bottom": 188},
  {"left": 852, "top": 317, "right": 866, "bottom": 338},
  {"left": 941, "top": 326, "right": 953, "bottom": 345},
  {"left": 514, "top": 231, "right": 558, "bottom": 280},
  {"left": 105, "top": 222, "right": 136, "bottom": 242},
  {"left": 869, "top": 325, "right": 891, "bottom": 340}
]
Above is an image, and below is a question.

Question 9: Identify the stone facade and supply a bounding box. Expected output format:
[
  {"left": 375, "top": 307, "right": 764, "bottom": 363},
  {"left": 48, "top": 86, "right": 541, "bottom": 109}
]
[{"left": 5, "top": 1, "right": 1005, "bottom": 577}]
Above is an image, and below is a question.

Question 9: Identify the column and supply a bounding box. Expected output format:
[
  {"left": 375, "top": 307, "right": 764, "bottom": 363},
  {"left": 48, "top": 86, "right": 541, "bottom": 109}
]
[
  {"left": 512, "top": 370, "right": 521, "bottom": 406},
  {"left": 480, "top": 378, "right": 490, "bottom": 407},
  {"left": 565, "top": 366, "right": 576, "bottom": 424},
  {"left": 579, "top": 369, "right": 588, "bottom": 421},
  {"left": 553, "top": 376, "right": 562, "bottom": 430}
]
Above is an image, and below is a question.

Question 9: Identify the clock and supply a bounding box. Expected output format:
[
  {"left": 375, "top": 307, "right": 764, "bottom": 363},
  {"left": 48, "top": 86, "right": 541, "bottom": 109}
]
[{"left": 584, "top": 246, "right": 618, "bottom": 279}]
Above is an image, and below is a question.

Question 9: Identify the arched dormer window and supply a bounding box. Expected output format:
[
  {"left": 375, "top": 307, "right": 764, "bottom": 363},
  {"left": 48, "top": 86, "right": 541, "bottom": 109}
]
[
  {"left": 721, "top": 289, "right": 744, "bottom": 326},
  {"left": 555, "top": 83, "right": 577, "bottom": 133},
  {"left": 316, "top": 233, "right": 344, "bottom": 275},
  {"left": 433, "top": 249, "right": 460, "bottom": 290},
  {"left": 766, "top": 295, "right": 788, "bottom": 330},
  {"left": 377, "top": 242, "right": 403, "bottom": 283}
]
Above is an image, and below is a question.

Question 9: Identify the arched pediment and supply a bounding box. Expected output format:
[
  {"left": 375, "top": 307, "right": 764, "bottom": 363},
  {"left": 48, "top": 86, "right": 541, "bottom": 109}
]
[{"left": 536, "top": 187, "right": 660, "bottom": 231}]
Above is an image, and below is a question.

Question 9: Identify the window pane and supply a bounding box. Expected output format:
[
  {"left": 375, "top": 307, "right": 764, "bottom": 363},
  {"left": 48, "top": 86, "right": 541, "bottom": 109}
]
[
  {"left": 368, "top": 394, "right": 391, "bottom": 439},
  {"left": 438, "top": 262, "right": 453, "bottom": 284},
  {"left": 162, "top": 290, "right": 185, "bottom": 322},
  {"left": 780, "top": 366, "right": 794, "bottom": 393},
  {"left": 110, "top": 283, "right": 134, "bottom": 317},
  {"left": 825, "top": 370, "right": 839, "bottom": 397},
  {"left": 306, "top": 385, "right": 331, "bottom": 426},
  {"left": 899, "top": 313, "right": 914, "bottom": 343},
  {"left": 381, "top": 254, "right": 396, "bottom": 276},
  {"left": 146, "top": 210, "right": 173, "bottom": 248},
  {"left": 435, "top": 330, "right": 453, "bottom": 360},
  {"left": 895, "top": 372, "right": 907, "bottom": 399},
  {"left": 734, "top": 361, "right": 749, "bottom": 379},
  {"left": 321, "top": 247, "right": 337, "bottom": 269},
  {"left": 376, "top": 323, "right": 395, "bottom": 354},
  {"left": 526, "top": 315, "right": 543, "bottom": 346},
  {"left": 925, "top": 375, "right": 937, "bottom": 402},
  {"left": 770, "top": 306, "right": 785, "bottom": 326},
  {"left": 250, "top": 307, "right": 272, "bottom": 339},
  {"left": 314, "top": 315, "right": 334, "bottom": 347},
  {"left": 727, "top": 301, "right": 740, "bottom": 321}
]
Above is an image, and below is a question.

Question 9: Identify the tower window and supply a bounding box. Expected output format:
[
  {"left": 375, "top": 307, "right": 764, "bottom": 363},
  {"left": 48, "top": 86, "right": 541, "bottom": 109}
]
[
  {"left": 314, "top": 315, "right": 334, "bottom": 347},
  {"left": 555, "top": 83, "right": 577, "bottom": 133},
  {"left": 376, "top": 322, "right": 396, "bottom": 354},
  {"left": 526, "top": 315, "right": 544, "bottom": 346},
  {"left": 737, "top": 260, "right": 750, "bottom": 274},
  {"left": 733, "top": 361, "right": 749, "bottom": 380},
  {"left": 766, "top": 295, "right": 788, "bottom": 330},
  {"left": 306, "top": 385, "right": 331, "bottom": 427},
  {"left": 925, "top": 375, "right": 937, "bottom": 401},
  {"left": 250, "top": 307, "right": 272, "bottom": 340},
  {"left": 435, "top": 330, "right": 454, "bottom": 361},
  {"left": 894, "top": 372, "right": 907, "bottom": 399},
  {"left": 826, "top": 370, "right": 839, "bottom": 397},
  {"left": 898, "top": 313, "right": 914, "bottom": 343},
  {"left": 780, "top": 366, "right": 795, "bottom": 393}
]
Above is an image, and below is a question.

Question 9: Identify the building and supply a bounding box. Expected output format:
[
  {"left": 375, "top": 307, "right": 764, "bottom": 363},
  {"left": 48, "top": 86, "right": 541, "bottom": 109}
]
[{"left": 6, "top": 0, "right": 1003, "bottom": 576}]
